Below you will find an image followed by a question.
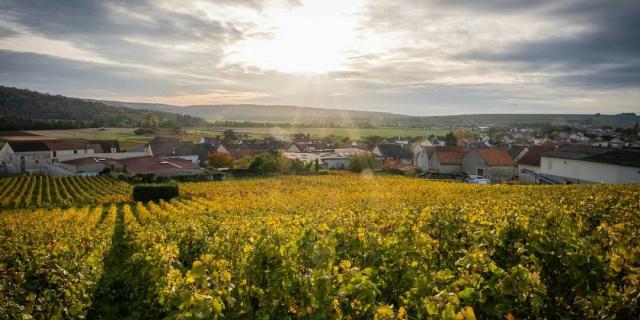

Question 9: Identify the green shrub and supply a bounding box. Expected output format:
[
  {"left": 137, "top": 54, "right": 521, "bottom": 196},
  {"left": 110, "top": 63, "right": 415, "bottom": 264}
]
[{"left": 132, "top": 184, "right": 179, "bottom": 202}]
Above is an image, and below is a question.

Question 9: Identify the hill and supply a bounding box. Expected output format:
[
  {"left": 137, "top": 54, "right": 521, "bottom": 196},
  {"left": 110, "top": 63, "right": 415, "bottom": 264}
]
[
  {"left": 0, "top": 86, "right": 209, "bottom": 130},
  {"left": 99, "top": 100, "right": 410, "bottom": 125},
  {"left": 100, "top": 100, "right": 638, "bottom": 129}
]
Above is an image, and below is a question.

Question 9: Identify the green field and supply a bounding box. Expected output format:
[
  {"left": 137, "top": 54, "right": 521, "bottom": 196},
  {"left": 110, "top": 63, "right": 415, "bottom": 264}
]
[
  {"left": 189, "top": 127, "right": 447, "bottom": 139},
  {"left": 17, "top": 127, "right": 447, "bottom": 149}
]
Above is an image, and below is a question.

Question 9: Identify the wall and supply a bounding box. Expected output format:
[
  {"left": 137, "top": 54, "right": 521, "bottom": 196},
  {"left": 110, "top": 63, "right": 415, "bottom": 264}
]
[
  {"left": 462, "top": 150, "right": 485, "bottom": 176},
  {"left": 324, "top": 158, "right": 351, "bottom": 169},
  {"left": 12, "top": 151, "right": 50, "bottom": 174},
  {"left": 541, "top": 157, "right": 640, "bottom": 184},
  {"left": 58, "top": 151, "right": 150, "bottom": 161},
  {"left": 414, "top": 151, "right": 429, "bottom": 171},
  {"left": 487, "top": 166, "right": 515, "bottom": 182},
  {"left": 439, "top": 164, "right": 462, "bottom": 174},
  {"left": 517, "top": 164, "right": 540, "bottom": 183},
  {"left": 51, "top": 148, "right": 94, "bottom": 162}
]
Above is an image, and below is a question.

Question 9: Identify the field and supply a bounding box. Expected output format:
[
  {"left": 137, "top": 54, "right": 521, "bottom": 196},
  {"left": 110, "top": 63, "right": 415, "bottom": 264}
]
[
  {"left": 0, "top": 176, "right": 131, "bottom": 209},
  {"left": 189, "top": 127, "right": 447, "bottom": 140},
  {"left": 0, "top": 175, "right": 639, "bottom": 319},
  {"left": 16, "top": 126, "right": 447, "bottom": 150}
]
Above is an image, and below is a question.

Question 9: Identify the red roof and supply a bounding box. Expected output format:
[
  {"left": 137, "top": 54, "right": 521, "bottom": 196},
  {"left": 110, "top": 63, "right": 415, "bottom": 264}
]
[
  {"left": 437, "top": 151, "right": 468, "bottom": 165},
  {"left": 426, "top": 146, "right": 469, "bottom": 158},
  {"left": 117, "top": 156, "right": 201, "bottom": 174},
  {"left": 478, "top": 149, "right": 516, "bottom": 166},
  {"left": 45, "top": 139, "right": 91, "bottom": 150},
  {"left": 61, "top": 157, "right": 106, "bottom": 166}
]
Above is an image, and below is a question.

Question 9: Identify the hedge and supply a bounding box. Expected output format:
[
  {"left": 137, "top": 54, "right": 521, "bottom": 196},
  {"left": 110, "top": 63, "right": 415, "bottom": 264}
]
[{"left": 132, "top": 184, "right": 179, "bottom": 203}]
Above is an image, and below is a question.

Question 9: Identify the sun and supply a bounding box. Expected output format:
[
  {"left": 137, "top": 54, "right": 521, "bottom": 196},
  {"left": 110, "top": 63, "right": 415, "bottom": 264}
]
[{"left": 227, "top": 0, "right": 363, "bottom": 74}]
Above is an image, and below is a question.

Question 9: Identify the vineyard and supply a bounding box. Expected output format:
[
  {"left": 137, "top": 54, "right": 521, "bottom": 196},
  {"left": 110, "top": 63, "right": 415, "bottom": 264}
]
[
  {"left": 0, "top": 176, "right": 131, "bottom": 209},
  {"left": 1, "top": 175, "right": 639, "bottom": 319}
]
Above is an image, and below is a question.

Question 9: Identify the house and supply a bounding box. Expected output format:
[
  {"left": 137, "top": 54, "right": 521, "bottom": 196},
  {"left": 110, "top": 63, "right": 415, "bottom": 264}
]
[
  {"left": 509, "top": 145, "right": 529, "bottom": 162},
  {"left": 430, "top": 148, "right": 469, "bottom": 174},
  {"left": 540, "top": 146, "right": 639, "bottom": 184},
  {"left": 372, "top": 143, "right": 413, "bottom": 164},
  {"left": 88, "top": 140, "right": 120, "bottom": 153},
  {"left": 199, "top": 136, "right": 221, "bottom": 146},
  {"left": 462, "top": 149, "right": 516, "bottom": 182},
  {"left": 193, "top": 143, "right": 217, "bottom": 168},
  {"left": 146, "top": 137, "right": 199, "bottom": 164},
  {"left": 286, "top": 139, "right": 336, "bottom": 152},
  {"left": 45, "top": 139, "right": 96, "bottom": 163},
  {"left": 517, "top": 145, "right": 557, "bottom": 183},
  {"left": 57, "top": 157, "right": 121, "bottom": 176},
  {"left": 216, "top": 144, "right": 272, "bottom": 160},
  {"left": 283, "top": 148, "right": 368, "bottom": 170},
  {"left": 117, "top": 156, "right": 205, "bottom": 177},
  {"left": 0, "top": 140, "right": 50, "bottom": 174},
  {"left": 412, "top": 145, "right": 430, "bottom": 171}
]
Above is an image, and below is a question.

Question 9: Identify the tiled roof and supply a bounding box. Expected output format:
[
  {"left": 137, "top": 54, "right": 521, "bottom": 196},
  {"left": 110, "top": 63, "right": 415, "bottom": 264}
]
[
  {"left": 425, "top": 146, "right": 468, "bottom": 158},
  {"left": 437, "top": 151, "right": 468, "bottom": 165},
  {"left": 45, "top": 139, "right": 91, "bottom": 151},
  {"left": 61, "top": 157, "right": 110, "bottom": 167},
  {"left": 149, "top": 140, "right": 197, "bottom": 157},
  {"left": 478, "top": 149, "right": 516, "bottom": 166},
  {"left": 117, "top": 156, "right": 201, "bottom": 174}
]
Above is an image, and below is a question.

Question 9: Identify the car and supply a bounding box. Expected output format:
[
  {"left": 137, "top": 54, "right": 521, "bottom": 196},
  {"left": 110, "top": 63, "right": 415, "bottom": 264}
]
[{"left": 466, "top": 177, "right": 491, "bottom": 184}]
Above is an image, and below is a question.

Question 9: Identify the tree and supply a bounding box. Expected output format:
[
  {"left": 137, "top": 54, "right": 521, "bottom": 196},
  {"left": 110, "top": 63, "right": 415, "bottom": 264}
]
[
  {"left": 454, "top": 128, "right": 472, "bottom": 139},
  {"left": 444, "top": 132, "right": 457, "bottom": 146},
  {"left": 223, "top": 129, "right": 238, "bottom": 142},
  {"left": 349, "top": 153, "right": 376, "bottom": 172},
  {"left": 208, "top": 152, "right": 233, "bottom": 169}
]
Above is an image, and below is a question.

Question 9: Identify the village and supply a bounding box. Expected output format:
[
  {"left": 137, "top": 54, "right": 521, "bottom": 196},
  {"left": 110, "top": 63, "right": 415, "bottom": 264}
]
[{"left": 1, "top": 123, "right": 639, "bottom": 184}]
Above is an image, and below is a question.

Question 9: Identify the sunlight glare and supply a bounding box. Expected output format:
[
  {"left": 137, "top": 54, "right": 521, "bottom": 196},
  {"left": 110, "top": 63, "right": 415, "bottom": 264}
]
[{"left": 228, "top": 0, "right": 363, "bottom": 74}]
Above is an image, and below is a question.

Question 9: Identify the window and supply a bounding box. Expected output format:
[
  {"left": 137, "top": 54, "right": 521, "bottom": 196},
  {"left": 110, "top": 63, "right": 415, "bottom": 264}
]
[
  {"left": 476, "top": 168, "right": 485, "bottom": 177},
  {"left": 53, "top": 151, "right": 57, "bottom": 157},
  {"left": 74, "top": 150, "right": 78, "bottom": 154},
  {"left": 35, "top": 160, "right": 39, "bottom": 164}
]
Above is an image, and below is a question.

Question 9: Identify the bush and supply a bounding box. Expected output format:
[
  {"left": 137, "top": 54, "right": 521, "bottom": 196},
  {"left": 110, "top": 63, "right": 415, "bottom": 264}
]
[
  {"left": 350, "top": 153, "right": 376, "bottom": 172},
  {"left": 132, "top": 184, "right": 179, "bottom": 202},
  {"left": 133, "top": 127, "right": 156, "bottom": 135}
]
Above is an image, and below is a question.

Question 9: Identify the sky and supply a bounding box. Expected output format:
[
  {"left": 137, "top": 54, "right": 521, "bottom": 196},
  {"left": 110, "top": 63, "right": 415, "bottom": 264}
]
[{"left": 0, "top": 0, "right": 638, "bottom": 116}]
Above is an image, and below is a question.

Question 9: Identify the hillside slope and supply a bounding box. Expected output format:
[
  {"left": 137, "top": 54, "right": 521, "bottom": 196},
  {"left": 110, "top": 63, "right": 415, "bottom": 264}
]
[
  {"left": 0, "top": 86, "right": 208, "bottom": 130},
  {"left": 99, "top": 100, "right": 410, "bottom": 123},
  {"left": 101, "top": 100, "right": 639, "bottom": 128}
]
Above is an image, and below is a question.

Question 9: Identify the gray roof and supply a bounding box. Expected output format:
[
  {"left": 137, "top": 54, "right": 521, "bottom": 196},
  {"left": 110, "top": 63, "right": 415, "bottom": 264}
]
[
  {"left": 375, "top": 143, "right": 413, "bottom": 160},
  {"left": 581, "top": 149, "right": 640, "bottom": 168},
  {"left": 543, "top": 145, "right": 613, "bottom": 160},
  {"left": 543, "top": 145, "right": 640, "bottom": 168},
  {"left": 7, "top": 140, "right": 49, "bottom": 152}
]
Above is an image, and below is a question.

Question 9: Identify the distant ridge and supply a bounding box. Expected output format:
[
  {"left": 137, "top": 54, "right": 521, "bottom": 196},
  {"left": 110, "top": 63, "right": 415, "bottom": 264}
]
[
  {"left": 0, "top": 86, "right": 209, "bottom": 130},
  {"left": 100, "top": 100, "right": 639, "bottom": 128},
  {"left": 97, "top": 100, "right": 409, "bottom": 123}
]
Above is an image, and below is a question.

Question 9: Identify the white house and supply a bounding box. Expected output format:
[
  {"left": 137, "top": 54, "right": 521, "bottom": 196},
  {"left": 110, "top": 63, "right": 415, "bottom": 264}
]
[
  {"left": 540, "top": 147, "right": 640, "bottom": 184},
  {"left": 284, "top": 148, "right": 368, "bottom": 170},
  {"left": 145, "top": 136, "right": 199, "bottom": 164},
  {"left": 516, "top": 145, "right": 557, "bottom": 184},
  {"left": 0, "top": 141, "right": 51, "bottom": 174},
  {"left": 462, "top": 149, "right": 516, "bottom": 182}
]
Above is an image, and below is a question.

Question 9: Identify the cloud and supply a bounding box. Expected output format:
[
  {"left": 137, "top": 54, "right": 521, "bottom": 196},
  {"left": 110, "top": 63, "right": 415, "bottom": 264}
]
[
  {"left": 0, "top": 0, "right": 639, "bottom": 115},
  {"left": 0, "top": 49, "right": 217, "bottom": 97}
]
